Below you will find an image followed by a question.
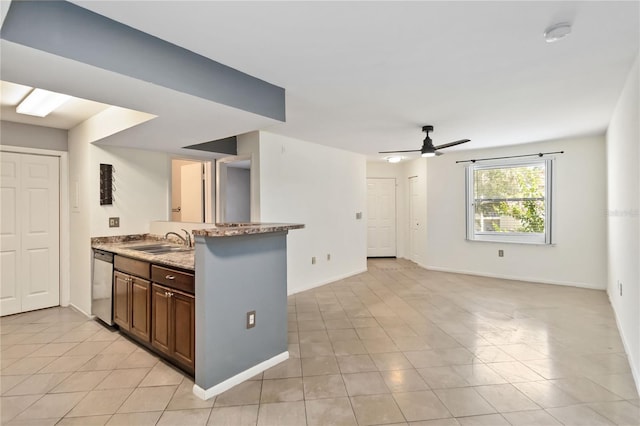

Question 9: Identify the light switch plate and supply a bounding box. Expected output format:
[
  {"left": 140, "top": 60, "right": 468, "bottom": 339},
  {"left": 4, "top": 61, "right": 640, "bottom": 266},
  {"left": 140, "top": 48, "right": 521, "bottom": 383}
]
[
  {"left": 246, "top": 311, "right": 256, "bottom": 329},
  {"left": 109, "top": 217, "right": 120, "bottom": 227}
]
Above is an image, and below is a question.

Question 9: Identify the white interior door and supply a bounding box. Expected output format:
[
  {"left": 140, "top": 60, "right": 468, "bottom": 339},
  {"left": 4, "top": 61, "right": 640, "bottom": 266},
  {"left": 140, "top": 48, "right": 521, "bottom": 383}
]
[
  {"left": 1, "top": 153, "right": 21, "bottom": 315},
  {"left": 367, "top": 178, "right": 396, "bottom": 257},
  {"left": 180, "top": 162, "right": 203, "bottom": 222},
  {"left": 409, "top": 176, "right": 420, "bottom": 263},
  {"left": 1, "top": 152, "right": 60, "bottom": 316}
]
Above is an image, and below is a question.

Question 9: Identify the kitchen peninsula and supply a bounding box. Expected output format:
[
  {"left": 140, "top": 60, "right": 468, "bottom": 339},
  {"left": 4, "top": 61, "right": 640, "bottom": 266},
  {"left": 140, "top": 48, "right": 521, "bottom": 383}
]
[
  {"left": 91, "top": 222, "right": 303, "bottom": 400},
  {"left": 191, "top": 223, "right": 303, "bottom": 399}
]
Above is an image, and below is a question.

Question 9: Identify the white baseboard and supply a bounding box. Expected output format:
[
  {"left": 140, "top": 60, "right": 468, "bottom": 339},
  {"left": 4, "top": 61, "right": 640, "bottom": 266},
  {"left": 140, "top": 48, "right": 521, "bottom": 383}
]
[
  {"left": 288, "top": 267, "right": 368, "bottom": 296},
  {"left": 419, "top": 262, "right": 605, "bottom": 290},
  {"left": 606, "top": 290, "right": 640, "bottom": 398},
  {"left": 192, "top": 351, "right": 289, "bottom": 401},
  {"left": 68, "top": 302, "right": 92, "bottom": 318}
]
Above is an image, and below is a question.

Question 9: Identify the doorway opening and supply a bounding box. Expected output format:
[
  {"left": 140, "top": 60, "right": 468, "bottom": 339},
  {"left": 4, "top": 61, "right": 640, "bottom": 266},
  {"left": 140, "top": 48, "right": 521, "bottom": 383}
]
[
  {"left": 216, "top": 155, "right": 252, "bottom": 223},
  {"left": 170, "top": 158, "right": 213, "bottom": 223}
]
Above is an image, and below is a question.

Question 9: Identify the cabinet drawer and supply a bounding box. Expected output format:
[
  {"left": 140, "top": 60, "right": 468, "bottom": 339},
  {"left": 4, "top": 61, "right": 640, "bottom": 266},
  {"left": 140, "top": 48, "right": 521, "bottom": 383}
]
[
  {"left": 152, "top": 265, "right": 194, "bottom": 294},
  {"left": 114, "top": 255, "right": 150, "bottom": 279}
]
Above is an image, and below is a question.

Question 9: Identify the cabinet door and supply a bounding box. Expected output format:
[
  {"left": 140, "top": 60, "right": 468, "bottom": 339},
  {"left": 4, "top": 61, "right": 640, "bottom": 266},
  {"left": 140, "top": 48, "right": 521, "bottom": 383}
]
[
  {"left": 151, "top": 284, "right": 171, "bottom": 356},
  {"left": 113, "top": 271, "right": 130, "bottom": 330},
  {"left": 130, "top": 277, "right": 151, "bottom": 342},
  {"left": 172, "top": 290, "right": 195, "bottom": 372}
]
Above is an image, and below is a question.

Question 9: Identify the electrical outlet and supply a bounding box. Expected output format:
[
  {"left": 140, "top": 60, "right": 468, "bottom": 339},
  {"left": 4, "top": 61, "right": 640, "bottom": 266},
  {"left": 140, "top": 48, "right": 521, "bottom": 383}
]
[
  {"left": 109, "top": 217, "right": 120, "bottom": 228},
  {"left": 327, "top": 253, "right": 331, "bottom": 261},
  {"left": 498, "top": 249, "right": 504, "bottom": 257},
  {"left": 246, "top": 311, "right": 256, "bottom": 329},
  {"left": 311, "top": 256, "right": 316, "bottom": 265}
]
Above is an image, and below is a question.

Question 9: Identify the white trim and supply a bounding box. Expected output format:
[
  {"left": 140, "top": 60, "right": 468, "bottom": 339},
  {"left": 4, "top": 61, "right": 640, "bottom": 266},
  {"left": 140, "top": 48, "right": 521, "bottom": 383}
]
[
  {"left": 466, "top": 157, "right": 553, "bottom": 245},
  {"left": 606, "top": 290, "right": 640, "bottom": 397},
  {"left": 192, "top": 351, "right": 289, "bottom": 401},
  {"left": 68, "top": 302, "right": 92, "bottom": 318},
  {"left": 419, "top": 262, "right": 605, "bottom": 290},
  {"left": 0, "top": 145, "right": 70, "bottom": 309},
  {"left": 287, "top": 267, "right": 368, "bottom": 296}
]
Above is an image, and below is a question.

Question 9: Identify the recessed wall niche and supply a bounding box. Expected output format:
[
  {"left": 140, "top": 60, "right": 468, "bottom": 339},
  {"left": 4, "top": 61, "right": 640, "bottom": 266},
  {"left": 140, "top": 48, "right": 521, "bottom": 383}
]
[{"left": 99, "top": 163, "right": 114, "bottom": 205}]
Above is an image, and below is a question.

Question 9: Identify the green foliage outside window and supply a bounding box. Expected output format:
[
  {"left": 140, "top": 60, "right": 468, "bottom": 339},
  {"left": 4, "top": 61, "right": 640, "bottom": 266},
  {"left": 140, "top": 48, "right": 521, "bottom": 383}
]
[{"left": 474, "top": 165, "right": 545, "bottom": 233}]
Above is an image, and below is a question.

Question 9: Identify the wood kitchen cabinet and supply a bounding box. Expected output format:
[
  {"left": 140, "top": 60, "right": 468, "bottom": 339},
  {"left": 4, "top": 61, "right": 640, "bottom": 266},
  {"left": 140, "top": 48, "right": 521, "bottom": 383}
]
[
  {"left": 113, "top": 256, "right": 151, "bottom": 343},
  {"left": 113, "top": 270, "right": 130, "bottom": 329},
  {"left": 111, "top": 254, "right": 194, "bottom": 374},
  {"left": 151, "top": 284, "right": 195, "bottom": 373},
  {"left": 151, "top": 265, "right": 195, "bottom": 374}
]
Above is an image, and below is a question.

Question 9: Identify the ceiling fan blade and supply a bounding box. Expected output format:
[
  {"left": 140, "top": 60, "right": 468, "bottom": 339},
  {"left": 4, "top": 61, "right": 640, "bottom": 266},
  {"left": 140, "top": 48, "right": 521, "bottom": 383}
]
[
  {"left": 378, "top": 149, "right": 421, "bottom": 154},
  {"left": 434, "top": 139, "right": 470, "bottom": 150},
  {"left": 435, "top": 151, "right": 444, "bottom": 156}
]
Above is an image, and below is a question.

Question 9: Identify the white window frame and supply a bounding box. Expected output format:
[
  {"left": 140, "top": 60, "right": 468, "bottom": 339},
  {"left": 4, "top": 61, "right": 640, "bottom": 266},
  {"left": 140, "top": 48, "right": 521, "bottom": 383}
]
[{"left": 465, "top": 157, "right": 554, "bottom": 245}]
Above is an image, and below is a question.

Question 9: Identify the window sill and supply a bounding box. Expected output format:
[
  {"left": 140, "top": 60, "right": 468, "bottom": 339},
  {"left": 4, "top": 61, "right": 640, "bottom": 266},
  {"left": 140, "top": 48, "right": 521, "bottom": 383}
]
[{"left": 466, "top": 237, "right": 553, "bottom": 246}]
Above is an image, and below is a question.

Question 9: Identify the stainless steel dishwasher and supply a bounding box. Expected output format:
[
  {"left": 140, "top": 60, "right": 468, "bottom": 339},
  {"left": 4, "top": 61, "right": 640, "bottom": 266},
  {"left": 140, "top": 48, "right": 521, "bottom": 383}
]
[{"left": 92, "top": 249, "right": 114, "bottom": 325}]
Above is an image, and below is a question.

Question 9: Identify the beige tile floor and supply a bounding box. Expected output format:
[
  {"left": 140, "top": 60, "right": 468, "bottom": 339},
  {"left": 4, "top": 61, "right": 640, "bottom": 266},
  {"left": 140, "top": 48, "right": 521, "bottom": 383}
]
[{"left": 1, "top": 258, "right": 638, "bottom": 425}]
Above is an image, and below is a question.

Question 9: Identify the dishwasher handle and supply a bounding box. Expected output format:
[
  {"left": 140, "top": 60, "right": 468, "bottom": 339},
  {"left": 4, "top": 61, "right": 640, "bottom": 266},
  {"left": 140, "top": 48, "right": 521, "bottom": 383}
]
[{"left": 94, "top": 249, "right": 114, "bottom": 263}]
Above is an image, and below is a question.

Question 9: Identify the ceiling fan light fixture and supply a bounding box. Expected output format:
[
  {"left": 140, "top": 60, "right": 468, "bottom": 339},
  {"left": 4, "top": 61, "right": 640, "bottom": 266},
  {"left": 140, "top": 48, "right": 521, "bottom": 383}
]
[
  {"left": 17, "top": 88, "right": 71, "bottom": 117},
  {"left": 386, "top": 156, "right": 403, "bottom": 163},
  {"left": 544, "top": 22, "right": 572, "bottom": 43},
  {"left": 421, "top": 151, "right": 436, "bottom": 158}
]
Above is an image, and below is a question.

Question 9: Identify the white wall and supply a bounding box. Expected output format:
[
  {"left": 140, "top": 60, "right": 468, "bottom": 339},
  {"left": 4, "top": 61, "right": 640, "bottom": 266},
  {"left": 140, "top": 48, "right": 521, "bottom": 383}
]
[
  {"left": 424, "top": 135, "right": 607, "bottom": 289},
  {"left": 1, "top": 120, "right": 68, "bottom": 151},
  {"left": 68, "top": 118, "right": 170, "bottom": 314},
  {"left": 257, "top": 131, "right": 367, "bottom": 294},
  {"left": 606, "top": 56, "right": 639, "bottom": 389},
  {"left": 89, "top": 144, "right": 169, "bottom": 237}
]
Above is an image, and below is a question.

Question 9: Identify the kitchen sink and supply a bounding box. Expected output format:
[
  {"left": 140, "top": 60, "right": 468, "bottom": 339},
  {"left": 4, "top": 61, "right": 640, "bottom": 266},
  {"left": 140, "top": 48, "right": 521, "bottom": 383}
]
[{"left": 127, "top": 243, "right": 192, "bottom": 254}]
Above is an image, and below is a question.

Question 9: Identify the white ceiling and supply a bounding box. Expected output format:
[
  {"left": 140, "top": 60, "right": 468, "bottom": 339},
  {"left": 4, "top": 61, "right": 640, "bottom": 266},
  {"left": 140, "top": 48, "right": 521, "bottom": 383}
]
[
  {"left": 0, "top": 80, "right": 110, "bottom": 129},
  {"left": 2, "top": 1, "right": 638, "bottom": 160}
]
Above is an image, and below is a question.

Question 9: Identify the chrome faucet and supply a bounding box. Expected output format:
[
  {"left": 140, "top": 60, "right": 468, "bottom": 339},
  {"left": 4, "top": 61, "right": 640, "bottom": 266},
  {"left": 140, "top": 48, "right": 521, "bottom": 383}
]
[
  {"left": 165, "top": 229, "right": 192, "bottom": 247},
  {"left": 181, "top": 229, "right": 193, "bottom": 248}
]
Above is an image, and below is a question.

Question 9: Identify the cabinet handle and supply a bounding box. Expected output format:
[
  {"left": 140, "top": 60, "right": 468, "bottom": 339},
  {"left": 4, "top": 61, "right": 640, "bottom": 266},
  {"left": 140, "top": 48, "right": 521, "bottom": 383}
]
[
  {"left": 165, "top": 275, "right": 175, "bottom": 280},
  {"left": 164, "top": 291, "right": 174, "bottom": 297}
]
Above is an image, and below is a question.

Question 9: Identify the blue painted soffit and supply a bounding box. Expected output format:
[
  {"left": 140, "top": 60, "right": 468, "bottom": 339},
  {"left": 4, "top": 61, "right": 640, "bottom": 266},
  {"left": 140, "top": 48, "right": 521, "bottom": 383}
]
[{"left": 1, "top": 0, "right": 285, "bottom": 122}]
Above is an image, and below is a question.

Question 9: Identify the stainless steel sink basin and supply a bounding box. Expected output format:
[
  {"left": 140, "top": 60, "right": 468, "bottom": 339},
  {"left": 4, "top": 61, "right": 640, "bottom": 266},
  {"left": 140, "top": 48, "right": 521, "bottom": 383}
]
[{"left": 128, "top": 243, "right": 192, "bottom": 254}]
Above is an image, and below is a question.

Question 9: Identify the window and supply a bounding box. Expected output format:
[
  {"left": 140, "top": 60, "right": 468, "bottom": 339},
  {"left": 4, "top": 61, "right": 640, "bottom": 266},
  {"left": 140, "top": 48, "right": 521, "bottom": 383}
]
[{"left": 466, "top": 158, "right": 553, "bottom": 244}]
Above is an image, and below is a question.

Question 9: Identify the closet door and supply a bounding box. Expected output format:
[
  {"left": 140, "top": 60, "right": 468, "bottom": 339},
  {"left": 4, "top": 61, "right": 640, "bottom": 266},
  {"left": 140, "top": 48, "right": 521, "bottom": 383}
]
[
  {"left": 1, "top": 152, "right": 60, "bottom": 316},
  {"left": 367, "top": 178, "right": 397, "bottom": 257}
]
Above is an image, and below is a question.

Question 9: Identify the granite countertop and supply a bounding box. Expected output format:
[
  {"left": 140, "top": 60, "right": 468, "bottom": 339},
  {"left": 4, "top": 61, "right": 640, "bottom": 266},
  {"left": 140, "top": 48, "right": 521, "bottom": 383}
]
[
  {"left": 192, "top": 223, "right": 304, "bottom": 237},
  {"left": 91, "top": 223, "right": 303, "bottom": 271},
  {"left": 92, "top": 234, "right": 195, "bottom": 271}
]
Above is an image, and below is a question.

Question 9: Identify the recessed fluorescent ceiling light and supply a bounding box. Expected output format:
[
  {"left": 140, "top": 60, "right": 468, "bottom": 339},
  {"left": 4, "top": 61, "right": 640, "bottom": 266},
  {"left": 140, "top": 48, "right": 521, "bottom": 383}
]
[
  {"left": 544, "top": 22, "right": 572, "bottom": 43},
  {"left": 16, "top": 88, "right": 71, "bottom": 117},
  {"left": 386, "top": 156, "right": 403, "bottom": 163}
]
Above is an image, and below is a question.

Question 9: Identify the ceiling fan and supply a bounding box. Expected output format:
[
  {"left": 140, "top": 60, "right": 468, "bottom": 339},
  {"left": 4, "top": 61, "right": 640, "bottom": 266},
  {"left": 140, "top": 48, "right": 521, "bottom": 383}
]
[{"left": 379, "top": 125, "right": 470, "bottom": 158}]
